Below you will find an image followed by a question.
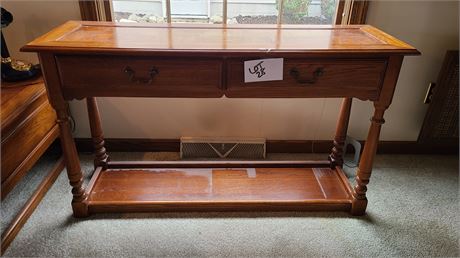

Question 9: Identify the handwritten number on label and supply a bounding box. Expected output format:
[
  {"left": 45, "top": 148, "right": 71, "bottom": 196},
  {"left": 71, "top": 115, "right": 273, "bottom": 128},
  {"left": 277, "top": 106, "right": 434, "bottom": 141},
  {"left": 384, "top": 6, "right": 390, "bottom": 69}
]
[
  {"left": 244, "top": 58, "right": 283, "bottom": 83},
  {"left": 248, "top": 61, "right": 266, "bottom": 78}
]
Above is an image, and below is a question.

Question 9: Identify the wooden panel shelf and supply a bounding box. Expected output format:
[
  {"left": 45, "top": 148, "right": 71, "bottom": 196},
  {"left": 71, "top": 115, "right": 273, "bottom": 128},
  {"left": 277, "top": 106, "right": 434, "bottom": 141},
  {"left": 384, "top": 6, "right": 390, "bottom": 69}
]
[{"left": 86, "top": 165, "right": 352, "bottom": 213}]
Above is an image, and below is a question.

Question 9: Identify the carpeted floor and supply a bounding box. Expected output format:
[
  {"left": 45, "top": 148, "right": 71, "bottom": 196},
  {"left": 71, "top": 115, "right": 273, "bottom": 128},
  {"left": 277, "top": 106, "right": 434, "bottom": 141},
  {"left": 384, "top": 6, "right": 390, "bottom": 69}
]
[
  {"left": 1, "top": 146, "right": 61, "bottom": 233},
  {"left": 2, "top": 152, "right": 459, "bottom": 257}
]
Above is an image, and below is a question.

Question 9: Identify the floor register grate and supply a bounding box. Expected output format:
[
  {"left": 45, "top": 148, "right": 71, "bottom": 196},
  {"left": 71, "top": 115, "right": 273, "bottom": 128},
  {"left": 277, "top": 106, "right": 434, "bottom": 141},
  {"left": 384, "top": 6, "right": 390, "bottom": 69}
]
[{"left": 180, "top": 137, "right": 266, "bottom": 159}]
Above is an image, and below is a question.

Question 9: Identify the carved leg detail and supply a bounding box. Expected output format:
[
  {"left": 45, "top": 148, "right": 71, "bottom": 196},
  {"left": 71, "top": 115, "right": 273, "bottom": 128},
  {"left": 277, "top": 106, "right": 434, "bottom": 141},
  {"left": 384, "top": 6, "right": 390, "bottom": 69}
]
[
  {"left": 351, "top": 106, "right": 386, "bottom": 215},
  {"left": 86, "top": 97, "right": 109, "bottom": 168},
  {"left": 56, "top": 109, "right": 88, "bottom": 217},
  {"left": 329, "top": 98, "right": 352, "bottom": 167}
]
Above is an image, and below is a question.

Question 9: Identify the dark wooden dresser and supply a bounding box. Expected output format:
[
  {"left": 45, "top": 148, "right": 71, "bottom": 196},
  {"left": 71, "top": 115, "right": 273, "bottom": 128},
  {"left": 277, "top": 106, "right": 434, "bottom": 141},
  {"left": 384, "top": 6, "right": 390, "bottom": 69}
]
[
  {"left": 1, "top": 77, "right": 64, "bottom": 254},
  {"left": 1, "top": 77, "right": 59, "bottom": 198}
]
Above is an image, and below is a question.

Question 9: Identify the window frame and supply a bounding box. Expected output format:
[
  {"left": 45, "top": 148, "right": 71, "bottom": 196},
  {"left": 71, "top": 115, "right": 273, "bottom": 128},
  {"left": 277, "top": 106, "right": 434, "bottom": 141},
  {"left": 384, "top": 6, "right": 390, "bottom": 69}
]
[{"left": 79, "top": 0, "right": 368, "bottom": 25}]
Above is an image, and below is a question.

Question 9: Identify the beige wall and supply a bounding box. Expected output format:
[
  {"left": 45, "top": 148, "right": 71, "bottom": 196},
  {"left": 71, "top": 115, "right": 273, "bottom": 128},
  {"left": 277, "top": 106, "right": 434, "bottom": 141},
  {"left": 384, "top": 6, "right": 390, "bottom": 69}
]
[
  {"left": 2, "top": 1, "right": 458, "bottom": 141},
  {"left": 362, "top": 0, "right": 459, "bottom": 141},
  {"left": 2, "top": 0, "right": 81, "bottom": 63}
]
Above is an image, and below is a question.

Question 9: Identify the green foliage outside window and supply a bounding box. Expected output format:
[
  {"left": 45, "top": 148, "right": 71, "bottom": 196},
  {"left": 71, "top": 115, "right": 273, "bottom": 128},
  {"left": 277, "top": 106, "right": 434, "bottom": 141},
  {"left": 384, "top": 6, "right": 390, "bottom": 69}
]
[
  {"left": 321, "top": 0, "right": 338, "bottom": 21},
  {"left": 277, "top": 0, "right": 312, "bottom": 19},
  {"left": 276, "top": 0, "right": 338, "bottom": 23}
]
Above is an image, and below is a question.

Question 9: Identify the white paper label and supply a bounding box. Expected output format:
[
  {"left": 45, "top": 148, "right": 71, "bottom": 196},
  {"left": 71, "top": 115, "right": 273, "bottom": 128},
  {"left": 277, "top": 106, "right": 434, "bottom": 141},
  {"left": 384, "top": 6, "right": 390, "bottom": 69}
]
[{"left": 244, "top": 58, "right": 283, "bottom": 83}]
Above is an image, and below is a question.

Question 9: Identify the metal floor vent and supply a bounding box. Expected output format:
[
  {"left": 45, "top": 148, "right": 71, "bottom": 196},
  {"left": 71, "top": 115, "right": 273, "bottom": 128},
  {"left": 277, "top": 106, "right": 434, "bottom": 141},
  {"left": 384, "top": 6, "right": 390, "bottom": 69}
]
[{"left": 180, "top": 137, "right": 266, "bottom": 159}]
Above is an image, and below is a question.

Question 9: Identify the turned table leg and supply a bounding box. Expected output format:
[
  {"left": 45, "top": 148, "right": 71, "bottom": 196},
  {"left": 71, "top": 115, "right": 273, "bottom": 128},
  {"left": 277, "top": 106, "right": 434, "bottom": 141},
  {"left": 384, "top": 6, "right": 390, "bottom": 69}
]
[
  {"left": 350, "top": 55, "right": 404, "bottom": 215},
  {"left": 38, "top": 52, "right": 88, "bottom": 217},
  {"left": 56, "top": 108, "right": 88, "bottom": 217},
  {"left": 329, "top": 98, "right": 352, "bottom": 167},
  {"left": 351, "top": 105, "right": 386, "bottom": 215},
  {"left": 86, "top": 97, "right": 109, "bottom": 168}
]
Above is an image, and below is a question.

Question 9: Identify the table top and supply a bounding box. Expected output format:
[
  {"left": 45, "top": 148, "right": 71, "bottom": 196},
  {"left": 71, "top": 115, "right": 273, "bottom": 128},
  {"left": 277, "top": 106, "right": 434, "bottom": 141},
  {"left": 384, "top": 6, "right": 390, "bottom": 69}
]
[{"left": 21, "top": 21, "right": 419, "bottom": 56}]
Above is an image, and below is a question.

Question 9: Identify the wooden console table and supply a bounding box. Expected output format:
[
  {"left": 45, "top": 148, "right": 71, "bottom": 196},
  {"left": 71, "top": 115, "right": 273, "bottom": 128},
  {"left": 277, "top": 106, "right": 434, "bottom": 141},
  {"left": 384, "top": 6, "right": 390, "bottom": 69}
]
[{"left": 22, "top": 21, "right": 419, "bottom": 217}]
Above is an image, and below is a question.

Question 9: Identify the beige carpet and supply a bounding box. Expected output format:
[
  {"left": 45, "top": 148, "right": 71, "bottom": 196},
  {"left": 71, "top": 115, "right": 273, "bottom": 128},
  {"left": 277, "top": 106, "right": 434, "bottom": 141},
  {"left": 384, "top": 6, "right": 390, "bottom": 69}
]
[{"left": 3, "top": 153, "right": 459, "bottom": 257}]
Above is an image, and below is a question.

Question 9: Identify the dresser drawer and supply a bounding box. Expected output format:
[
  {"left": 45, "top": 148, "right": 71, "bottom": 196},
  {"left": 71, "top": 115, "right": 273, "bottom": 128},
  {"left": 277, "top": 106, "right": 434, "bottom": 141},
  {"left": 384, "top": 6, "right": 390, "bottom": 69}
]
[
  {"left": 56, "top": 56, "right": 223, "bottom": 99},
  {"left": 226, "top": 59, "right": 387, "bottom": 100},
  {"left": 1, "top": 101, "right": 56, "bottom": 184}
]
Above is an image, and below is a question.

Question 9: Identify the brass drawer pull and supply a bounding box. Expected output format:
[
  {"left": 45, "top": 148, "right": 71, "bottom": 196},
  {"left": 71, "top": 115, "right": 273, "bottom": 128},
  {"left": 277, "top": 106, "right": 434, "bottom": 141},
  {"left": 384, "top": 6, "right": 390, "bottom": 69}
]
[
  {"left": 289, "top": 67, "right": 324, "bottom": 84},
  {"left": 124, "top": 66, "right": 159, "bottom": 84}
]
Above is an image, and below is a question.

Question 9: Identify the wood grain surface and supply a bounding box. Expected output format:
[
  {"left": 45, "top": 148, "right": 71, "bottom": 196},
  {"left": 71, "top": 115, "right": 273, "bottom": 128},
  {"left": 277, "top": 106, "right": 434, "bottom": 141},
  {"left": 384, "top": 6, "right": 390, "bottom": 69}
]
[
  {"left": 87, "top": 167, "right": 352, "bottom": 213},
  {"left": 226, "top": 58, "right": 386, "bottom": 99},
  {"left": 56, "top": 55, "right": 223, "bottom": 98},
  {"left": 1, "top": 79, "right": 59, "bottom": 199},
  {"left": 22, "top": 21, "right": 420, "bottom": 216},
  {"left": 21, "top": 21, "right": 419, "bottom": 56}
]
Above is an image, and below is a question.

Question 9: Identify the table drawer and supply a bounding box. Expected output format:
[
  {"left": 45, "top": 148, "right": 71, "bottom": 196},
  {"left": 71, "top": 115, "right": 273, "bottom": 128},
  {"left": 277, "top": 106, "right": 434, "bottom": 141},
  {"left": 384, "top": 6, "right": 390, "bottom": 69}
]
[
  {"left": 226, "top": 59, "right": 387, "bottom": 100},
  {"left": 56, "top": 56, "right": 223, "bottom": 99}
]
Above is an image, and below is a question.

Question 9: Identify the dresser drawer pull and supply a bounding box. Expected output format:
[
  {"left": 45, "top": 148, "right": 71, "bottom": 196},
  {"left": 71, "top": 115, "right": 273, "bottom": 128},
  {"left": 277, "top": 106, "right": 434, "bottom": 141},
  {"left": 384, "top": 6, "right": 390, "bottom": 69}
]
[
  {"left": 124, "top": 66, "right": 159, "bottom": 84},
  {"left": 289, "top": 67, "right": 324, "bottom": 84}
]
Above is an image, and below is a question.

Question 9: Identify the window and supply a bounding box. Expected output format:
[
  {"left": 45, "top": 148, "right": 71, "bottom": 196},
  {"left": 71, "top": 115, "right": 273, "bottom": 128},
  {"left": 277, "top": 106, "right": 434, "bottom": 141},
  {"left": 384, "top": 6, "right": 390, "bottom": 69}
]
[
  {"left": 79, "top": 0, "right": 367, "bottom": 25},
  {"left": 111, "top": 0, "right": 340, "bottom": 25}
]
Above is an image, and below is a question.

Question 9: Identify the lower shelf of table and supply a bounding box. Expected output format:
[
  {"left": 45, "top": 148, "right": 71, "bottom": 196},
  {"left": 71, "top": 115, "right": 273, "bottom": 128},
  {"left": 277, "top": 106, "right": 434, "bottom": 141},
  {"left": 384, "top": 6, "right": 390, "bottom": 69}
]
[{"left": 85, "top": 166, "right": 354, "bottom": 214}]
